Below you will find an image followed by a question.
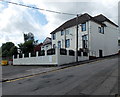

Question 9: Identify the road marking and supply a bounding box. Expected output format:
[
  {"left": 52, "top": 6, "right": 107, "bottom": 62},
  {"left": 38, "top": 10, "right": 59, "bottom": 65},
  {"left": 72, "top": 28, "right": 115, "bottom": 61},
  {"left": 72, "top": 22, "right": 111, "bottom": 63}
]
[{"left": 2, "top": 58, "right": 109, "bottom": 83}]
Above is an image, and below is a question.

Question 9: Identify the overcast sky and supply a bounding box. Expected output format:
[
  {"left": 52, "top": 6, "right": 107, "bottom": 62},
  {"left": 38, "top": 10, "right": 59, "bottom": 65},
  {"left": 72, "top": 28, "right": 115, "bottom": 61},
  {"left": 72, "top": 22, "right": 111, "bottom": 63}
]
[{"left": 0, "top": 0, "right": 119, "bottom": 46}]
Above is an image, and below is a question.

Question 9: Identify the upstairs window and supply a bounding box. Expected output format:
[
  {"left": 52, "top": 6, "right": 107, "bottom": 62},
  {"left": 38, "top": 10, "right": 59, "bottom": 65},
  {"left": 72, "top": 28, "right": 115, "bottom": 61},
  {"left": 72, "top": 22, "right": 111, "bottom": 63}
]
[
  {"left": 52, "top": 33, "right": 56, "bottom": 40},
  {"left": 65, "top": 39, "right": 70, "bottom": 48},
  {"left": 61, "top": 30, "right": 64, "bottom": 36},
  {"left": 101, "top": 27, "right": 104, "bottom": 34},
  {"left": 65, "top": 29, "right": 69, "bottom": 35},
  {"left": 98, "top": 26, "right": 104, "bottom": 34},
  {"left": 81, "top": 23, "right": 86, "bottom": 31}
]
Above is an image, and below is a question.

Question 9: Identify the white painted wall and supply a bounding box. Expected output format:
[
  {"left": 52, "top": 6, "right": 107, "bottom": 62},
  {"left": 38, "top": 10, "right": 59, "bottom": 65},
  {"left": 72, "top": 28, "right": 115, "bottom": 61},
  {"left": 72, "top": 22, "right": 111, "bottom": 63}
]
[
  {"left": 89, "top": 21, "right": 119, "bottom": 57},
  {"left": 41, "top": 44, "right": 52, "bottom": 51},
  {"left": 13, "top": 48, "right": 89, "bottom": 66},
  {"left": 52, "top": 23, "right": 88, "bottom": 51},
  {"left": 13, "top": 55, "right": 57, "bottom": 65},
  {"left": 52, "top": 27, "right": 76, "bottom": 51}
]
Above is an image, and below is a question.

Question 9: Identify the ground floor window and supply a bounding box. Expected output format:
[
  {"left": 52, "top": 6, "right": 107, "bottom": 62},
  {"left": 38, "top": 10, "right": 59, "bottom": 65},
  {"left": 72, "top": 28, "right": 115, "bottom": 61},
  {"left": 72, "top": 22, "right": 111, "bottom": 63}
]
[
  {"left": 58, "top": 41, "right": 61, "bottom": 48},
  {"left": 65, "top": 39, "right": 70, "bottom": 48}
]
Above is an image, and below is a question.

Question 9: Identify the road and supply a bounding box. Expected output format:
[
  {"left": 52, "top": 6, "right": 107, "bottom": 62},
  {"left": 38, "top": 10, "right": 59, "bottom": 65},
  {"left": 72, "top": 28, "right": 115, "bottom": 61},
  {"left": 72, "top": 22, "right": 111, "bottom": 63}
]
[{"left": 2, "top": 56, "right": 119, "bottom": 96}]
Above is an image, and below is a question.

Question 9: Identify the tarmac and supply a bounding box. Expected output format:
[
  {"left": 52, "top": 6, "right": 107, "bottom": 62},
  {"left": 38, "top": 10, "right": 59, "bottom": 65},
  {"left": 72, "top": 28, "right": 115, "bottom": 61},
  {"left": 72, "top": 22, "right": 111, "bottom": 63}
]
[{"left": 1, "top": 54, "right": 119, "bottom": 83}]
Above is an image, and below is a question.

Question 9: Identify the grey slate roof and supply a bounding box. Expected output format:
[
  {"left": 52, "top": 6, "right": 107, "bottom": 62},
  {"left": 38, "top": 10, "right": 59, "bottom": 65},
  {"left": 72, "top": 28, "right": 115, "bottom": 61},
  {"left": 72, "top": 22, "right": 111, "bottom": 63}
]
[
  {"left": 93, "top": 14, "right": 118, "bottom": 27},
  {"left": 50, "top": 13, "right": 118, "bottom": 34}
]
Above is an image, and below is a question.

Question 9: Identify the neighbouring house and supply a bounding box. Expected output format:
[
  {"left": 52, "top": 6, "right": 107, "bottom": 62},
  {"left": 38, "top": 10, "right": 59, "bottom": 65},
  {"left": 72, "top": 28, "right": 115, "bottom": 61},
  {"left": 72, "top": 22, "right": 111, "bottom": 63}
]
[
  {"left": 51, "top": 13, "right": 119, "bottom": 58},
  {"left": 41, "top": 37, "right": 52, "bottom": 51},
  {"left": 34, "top": 43, "right": 43, "bottom": 52}
]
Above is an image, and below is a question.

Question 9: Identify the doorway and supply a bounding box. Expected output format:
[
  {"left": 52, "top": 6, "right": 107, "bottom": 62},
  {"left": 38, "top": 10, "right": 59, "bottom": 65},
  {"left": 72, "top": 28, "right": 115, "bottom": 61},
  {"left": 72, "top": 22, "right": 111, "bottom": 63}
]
[{"left": 99, "top": 50, "right": 103, "bottom": 58}]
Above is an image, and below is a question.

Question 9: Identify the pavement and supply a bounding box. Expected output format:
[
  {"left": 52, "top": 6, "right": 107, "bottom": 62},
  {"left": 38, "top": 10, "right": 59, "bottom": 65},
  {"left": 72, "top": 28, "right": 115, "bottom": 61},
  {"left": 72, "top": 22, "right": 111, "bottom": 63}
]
[
  {"left": 2, "top": 66, "right": 61, "bottom": 82},
  {"left": 1, "top": 55, "right": 118, "bottom": 83}
]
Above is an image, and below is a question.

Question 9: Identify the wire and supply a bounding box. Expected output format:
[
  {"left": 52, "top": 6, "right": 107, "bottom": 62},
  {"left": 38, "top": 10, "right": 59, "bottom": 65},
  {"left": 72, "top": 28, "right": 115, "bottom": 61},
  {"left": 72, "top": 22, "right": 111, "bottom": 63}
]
[{"left": 0, "top": 0, "right": 77, "bottom": 16}]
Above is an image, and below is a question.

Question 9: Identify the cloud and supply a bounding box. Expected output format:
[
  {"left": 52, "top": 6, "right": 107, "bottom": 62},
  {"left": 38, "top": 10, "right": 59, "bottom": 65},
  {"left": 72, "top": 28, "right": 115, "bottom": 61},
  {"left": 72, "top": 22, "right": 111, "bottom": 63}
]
[{"left": 0, "top": 0, "right": 119, "bottom": 46}]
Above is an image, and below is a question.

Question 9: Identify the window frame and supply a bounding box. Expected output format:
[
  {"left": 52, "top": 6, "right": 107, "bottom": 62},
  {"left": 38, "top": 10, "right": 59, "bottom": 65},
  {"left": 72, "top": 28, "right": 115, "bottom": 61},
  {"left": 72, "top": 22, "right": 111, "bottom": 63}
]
[
  {"left": 65, "top": 29, "right": 69, "bottom": 35},
  {"left": 81, "top": 23, "right": 86, "bottom": 31},
  {"left": 65, "top": 39, "right": 70, "bottom": 48},
  {"left": 52, "top": 33, "right": 56, "bottom": 40},
  {"left": 58, "top": 41, "right": 61, "bottom": 49},
  {"left": 61, "top": 30, "right": 64, "bottom": 36},
  {"left": 98, "top": 26, "right": 104, "bottom": 34}
]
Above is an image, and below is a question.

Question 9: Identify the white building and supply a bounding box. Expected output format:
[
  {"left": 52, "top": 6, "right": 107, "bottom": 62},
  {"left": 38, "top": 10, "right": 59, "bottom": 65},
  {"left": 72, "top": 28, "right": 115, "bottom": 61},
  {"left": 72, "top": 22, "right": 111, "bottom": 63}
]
[
  {"left": 51, "top": 13, "right": 119, "bottom": 58},
  {"left": 41, "top": 37, "right": 52, "bottom": 51},
  {"left": 13, "top": 13, "right": 119, "bottom": 66}
]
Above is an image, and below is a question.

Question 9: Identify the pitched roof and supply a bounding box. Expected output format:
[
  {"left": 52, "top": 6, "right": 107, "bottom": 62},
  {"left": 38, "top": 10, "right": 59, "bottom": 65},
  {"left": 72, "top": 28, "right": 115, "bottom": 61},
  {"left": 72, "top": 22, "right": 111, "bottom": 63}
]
[
  {"left": 93, "top": 14, "right": 118, "bottom": 27},
  {"left": 50, "top": 13, "right": 91, "bottom": 34},
  {"left": 43, "top": 37, "right": 52, "bottom": 46},
  {"left": 50, "top": 13, "right": 118, "bottom": 34}
]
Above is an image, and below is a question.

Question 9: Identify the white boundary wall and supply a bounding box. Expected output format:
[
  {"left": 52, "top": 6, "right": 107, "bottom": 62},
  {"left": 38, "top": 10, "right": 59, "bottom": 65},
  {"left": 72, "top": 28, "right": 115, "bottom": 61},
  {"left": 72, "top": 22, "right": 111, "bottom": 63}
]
[{"left": 13, "top": 48, "right": 89, "bottom": 66}]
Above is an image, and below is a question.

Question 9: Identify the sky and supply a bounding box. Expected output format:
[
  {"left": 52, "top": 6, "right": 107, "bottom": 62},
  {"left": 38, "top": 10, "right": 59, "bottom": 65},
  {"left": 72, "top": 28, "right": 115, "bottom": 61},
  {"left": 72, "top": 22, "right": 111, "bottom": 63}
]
[{"left": 0, "top": 0, "right": 119, "bottom": 46}]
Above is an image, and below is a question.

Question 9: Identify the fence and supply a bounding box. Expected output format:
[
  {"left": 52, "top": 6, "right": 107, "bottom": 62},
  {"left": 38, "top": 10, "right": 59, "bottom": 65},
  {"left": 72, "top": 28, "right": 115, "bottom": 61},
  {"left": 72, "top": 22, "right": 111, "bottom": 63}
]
[{"left": 13, "top": 48, "right": 89, "bottom": 66}]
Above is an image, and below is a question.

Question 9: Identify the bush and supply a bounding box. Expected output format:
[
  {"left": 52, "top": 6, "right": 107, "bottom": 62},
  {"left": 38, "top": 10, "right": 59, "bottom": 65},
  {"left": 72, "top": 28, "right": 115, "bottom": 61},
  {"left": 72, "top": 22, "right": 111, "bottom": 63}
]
[
  {"left": 14, "top": 54, "right": 17, "bottom": 59},
  {"left": 31, "top": 52, "right": 36, "bottom": 57},
  {"left": 24, "top": 52, "right": 29, "bottom": 58},
  {"left": 19, "top": 53, "right": 22, "bottom": 58}
]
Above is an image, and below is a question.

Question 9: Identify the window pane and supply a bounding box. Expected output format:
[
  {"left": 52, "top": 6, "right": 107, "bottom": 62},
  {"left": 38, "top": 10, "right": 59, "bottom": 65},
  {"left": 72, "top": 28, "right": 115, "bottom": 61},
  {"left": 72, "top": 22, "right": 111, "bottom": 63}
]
[
  {"left": 101, "top": 27, "right": 104, "bottom": 34},
  {"left": 65, "top": 29, "right": 69, "bottom": 35},
  {"left": 65, "top": 39, "right": 70, "bottom": 48},
  {"left": 61, "top": 30, "right": 64, "bottom": 35},
  {"left": 98, "top": 27, "right": 104, "bottom": 34},
  {"left": 81, "top": 23, "right": 86, "bottom": 31},
  {"left": 58, "top": 41, "right": 61, "bottom": 48},
  {"left": 98, "top": 27, "right": 101, "bottom": 33},
  {"left": 52, "top": 34, "right": 56, "bottom": 40}
]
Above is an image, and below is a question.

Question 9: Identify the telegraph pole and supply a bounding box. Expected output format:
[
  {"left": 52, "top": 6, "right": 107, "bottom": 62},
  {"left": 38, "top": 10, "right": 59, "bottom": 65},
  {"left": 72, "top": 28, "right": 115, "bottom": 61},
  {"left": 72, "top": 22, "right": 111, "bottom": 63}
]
[{"left": 76, "top": 14, "right": 79, "bottom": 62}]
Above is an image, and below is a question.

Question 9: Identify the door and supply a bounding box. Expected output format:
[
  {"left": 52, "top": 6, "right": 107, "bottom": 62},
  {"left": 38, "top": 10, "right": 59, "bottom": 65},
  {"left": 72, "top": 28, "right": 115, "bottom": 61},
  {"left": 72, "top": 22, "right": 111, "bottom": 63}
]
[{"left": 99, "top": 50, "right": 103, "bottom": 58}]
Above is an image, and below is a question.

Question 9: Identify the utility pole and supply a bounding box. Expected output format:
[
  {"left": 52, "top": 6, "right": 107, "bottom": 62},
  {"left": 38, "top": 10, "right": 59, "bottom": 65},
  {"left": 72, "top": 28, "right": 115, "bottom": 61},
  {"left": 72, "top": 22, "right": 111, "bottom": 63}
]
[{"left": 76, "top": 14, "right": 79, "bottom": 62}]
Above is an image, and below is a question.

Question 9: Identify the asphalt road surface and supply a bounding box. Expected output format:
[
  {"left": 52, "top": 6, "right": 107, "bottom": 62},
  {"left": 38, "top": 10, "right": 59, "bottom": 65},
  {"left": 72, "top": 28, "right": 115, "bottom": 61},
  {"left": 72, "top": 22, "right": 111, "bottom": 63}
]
[{"left": 2, "top": 56, "right": 119, "bottom": 96}]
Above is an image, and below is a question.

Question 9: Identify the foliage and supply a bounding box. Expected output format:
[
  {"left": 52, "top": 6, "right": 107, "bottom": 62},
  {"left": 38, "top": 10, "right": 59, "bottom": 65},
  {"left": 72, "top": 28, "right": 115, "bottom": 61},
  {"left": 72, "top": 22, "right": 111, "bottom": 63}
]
[
  {"left": 18, "top": 40, "right": 35, "bottom": 53},
  {"left": 18, "top": 32, "right": 38, "bottom": 54},
  {"left": 1, "top": 42, "right": 18, "bottom": 58}
]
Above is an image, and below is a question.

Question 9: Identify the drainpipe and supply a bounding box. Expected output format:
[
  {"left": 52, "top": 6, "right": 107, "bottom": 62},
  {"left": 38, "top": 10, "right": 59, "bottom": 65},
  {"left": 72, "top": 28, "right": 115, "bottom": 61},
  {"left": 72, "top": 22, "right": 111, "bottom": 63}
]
[
  {"left": 88, "top": 21, "right": 90, "bottom": 59},
  {"left": 76, "top": 14, "right": 79, "bottom": 62},
  {"left": 65, "top": 29, "right": 66, "bottom": 49}
]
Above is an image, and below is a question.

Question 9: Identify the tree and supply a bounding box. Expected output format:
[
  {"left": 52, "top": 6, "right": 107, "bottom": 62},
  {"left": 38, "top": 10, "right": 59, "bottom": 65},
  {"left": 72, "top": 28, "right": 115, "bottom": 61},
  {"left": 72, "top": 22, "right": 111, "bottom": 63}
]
[
  {"left": 18, "top": 43, "right": 24, "bottom": 53},
  {"left": 9, "top": 46, "right": 18, "bottom": 56},
  {"left": 18, "top": 40, "right": 35, "bottom": 53},
  {"left": 18, "top": 32, "right": 38, "bottom": 53},
  {"left": 24, "top": 40, "right": 34, "bottom": 53},
  {"left": 1, "top": 42, "right": 18, "bottom": 59}
]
